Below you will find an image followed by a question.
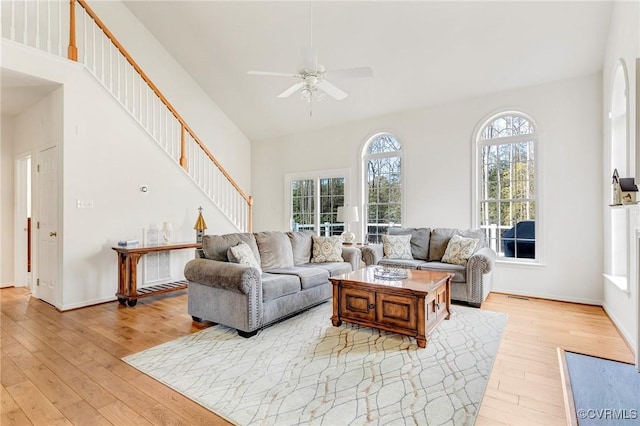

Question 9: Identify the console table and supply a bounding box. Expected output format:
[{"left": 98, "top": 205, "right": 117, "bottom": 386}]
[{"left": 112, "top": 242, "right": 201, "bottom": 306}]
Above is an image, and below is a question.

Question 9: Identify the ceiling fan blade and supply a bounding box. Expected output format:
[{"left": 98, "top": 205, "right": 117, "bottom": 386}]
[
  {"left": 302, "top": 47, "right": 318, "bottom": 72},
  {"left": 317, "top": 80, "right": 348, "bottom": 100},
  {"left": 248, "top": 70, "right": 300, "bottom": 78},
  {"left": 325, "top": 67, "right": 373, "bottom": 78},
  {"left": 277, "top": 82, "right": 304, "bottom": 98}
]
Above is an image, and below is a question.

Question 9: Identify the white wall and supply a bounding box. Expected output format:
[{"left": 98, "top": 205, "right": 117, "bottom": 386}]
[
  {"left": 602, "top": 0, "right": 639, "bottom": 354},
  {"left": 253, "top": 74, "right": 603, "bottom": 304},
  {"left": 1, "top": 116, "right": 15, "bottom": 287},
  {"left": 2, "top": 22, "right": 252, "bottom": 309}
]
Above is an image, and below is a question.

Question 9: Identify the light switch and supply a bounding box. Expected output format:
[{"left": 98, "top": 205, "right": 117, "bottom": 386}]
[{"left": 77, "top": 199, "right": 94, "bottom": 208}]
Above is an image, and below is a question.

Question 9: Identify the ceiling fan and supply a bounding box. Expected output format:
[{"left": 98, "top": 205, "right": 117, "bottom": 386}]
[
  {"left": 248, "top": 2, "right": 373, "bottom": 106},
  {"left": 248, "top": 48, "right": 373, "bottom": 102}
]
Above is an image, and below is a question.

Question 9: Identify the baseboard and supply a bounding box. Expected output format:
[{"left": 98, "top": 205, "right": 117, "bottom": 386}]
[
  {"left": 59, "top": 296, "right": 117, "bottom": 311},
  {"left": 602, "top": 301, "right": 637, "bottom": 356},
  {"left": 0, "top": 283, "right": 15, "bottom": 288},
  {"left": 491, "top": 287, "right": 602, "bottom": 306}
]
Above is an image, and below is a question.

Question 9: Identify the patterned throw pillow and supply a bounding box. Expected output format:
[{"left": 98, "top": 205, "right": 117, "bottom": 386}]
[
  {"left": 441, "top": 235, "right": 479, "bottom": 266},
  {"left": 228, "top": 242, "right": 262, "bottom": 274},
  {"left": 311, "top": 236, "right": 344, "bottom": 263},
  {"left": 382, "top": 234, "right": 413, "bottom": 259}
]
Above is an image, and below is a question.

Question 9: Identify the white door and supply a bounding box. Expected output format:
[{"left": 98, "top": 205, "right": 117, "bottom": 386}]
[{"left": 36, "top": 146, "right": 58, "bottom": 306}]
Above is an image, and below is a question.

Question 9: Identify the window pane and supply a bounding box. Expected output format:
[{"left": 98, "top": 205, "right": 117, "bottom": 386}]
[
  {"left": 291, "top": 179, "right": 315, "bottom": 232},
  {"left": 320, "top": 177, "right": 344, "bottom": 236},
  {"left": 291, "top": 176, "right": 345, "bottom": 235},
  {"left": 478, "top": 114, "right": 536, "bottom": 259},
  {"left": 365, "top": 135, "right": 402, "bottom": 242}
]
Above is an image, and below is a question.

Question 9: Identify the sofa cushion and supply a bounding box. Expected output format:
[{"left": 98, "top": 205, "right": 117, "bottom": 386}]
[
  {"left": 265, "top": 266, "right": 329, "bottom": 290},
  {"left": 378, "top": 258, "right": 427, "bottom": 269},
  {"left": 261, "top": 273, "right": 301, "bottom": 301},
  {"left": 441, "top": 235, "right": 479, "bottom": 266},
  {"left": 311, "top": 236, "right": 344, "bottom": 263},
  {"left": 418, "top": 261, "right": 466, "bottom": 283},
  {"left": 227, "top": 242, "right": 262, "bottom": 274},
  {"left": 202, "top": 233, "right": 261, "bottom": 263},
  {"left": 388, "top": 227, "right": 431, "bottom": 260},
  {"left": 301, "top": 262, "right": 351, "bottom": 277},
  {"left": 255, "top": 231, "right": 295, "bottom": 270},
  {"left": 429, "top": 228, "right": 484, "bottom": 261},
  {"left": 286, "top": 230, "right": 314, "bottom": 265},
  {"left": 382, "top": 234, "right": 413, "bottom": 259}
]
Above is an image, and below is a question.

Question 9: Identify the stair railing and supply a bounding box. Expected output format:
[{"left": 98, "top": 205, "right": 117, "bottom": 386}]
[{"left": 1, "top": 0, "right": 253, "bottom": 232}]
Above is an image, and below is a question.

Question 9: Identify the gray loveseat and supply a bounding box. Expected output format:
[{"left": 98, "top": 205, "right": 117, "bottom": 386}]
[
  {"left": 184, "top": 230, "right": 361, "bottom": 337},
  {"left": 361, "top": 227, "right": 496, "bottom": 307}
]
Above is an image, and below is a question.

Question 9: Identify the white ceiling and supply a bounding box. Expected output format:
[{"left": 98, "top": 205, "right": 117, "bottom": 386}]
[
  {"left": 1, "top": 69, "right": 60, "bottom": 117},
  {"left": 1, "top": 2, "right": 613, "bottom": 139},
  {"left": 123, "top": 1, "right": 613, "bottom": 141}
]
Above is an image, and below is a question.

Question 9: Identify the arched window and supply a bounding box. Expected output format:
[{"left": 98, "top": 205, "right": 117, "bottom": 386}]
[
  {"left": 606, "top": 61, "right": 629, "bottom": 290},
  {"left": 475, "top": 113, "right": 538, "bottom": 260},
  {"left": 363, "top": 133, "right": 403, "bottom": 243}
]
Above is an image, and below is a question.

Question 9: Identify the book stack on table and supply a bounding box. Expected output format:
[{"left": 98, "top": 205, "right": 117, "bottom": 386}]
[{"left": 117, "top": 239, "right": 139, "bottom": 247}]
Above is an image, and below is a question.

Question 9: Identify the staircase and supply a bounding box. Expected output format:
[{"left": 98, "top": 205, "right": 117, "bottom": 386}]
[{"left": 1, "top": 0, "right": 252, "bottom": 232}]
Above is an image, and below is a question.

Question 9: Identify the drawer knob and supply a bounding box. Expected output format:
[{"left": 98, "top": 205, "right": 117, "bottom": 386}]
[{"left": 368, "top": 303, "right": 375, "bottom": 310}]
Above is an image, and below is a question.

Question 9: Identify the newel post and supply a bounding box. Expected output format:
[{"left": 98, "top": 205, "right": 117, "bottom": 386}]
[
  {"left": 180, "top": 124, "right": 188, "bottom": 170},
  {"left": 68, "top": 0, "right": 78, "bottom": 61}
]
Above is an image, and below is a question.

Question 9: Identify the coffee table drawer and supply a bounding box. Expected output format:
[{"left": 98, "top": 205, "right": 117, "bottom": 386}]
[
  {"left": 341, "top": 287, "right": 375, "bottom": 322},
  {"left": 376, "top": 293, "right": 417, "bottom": 331}
]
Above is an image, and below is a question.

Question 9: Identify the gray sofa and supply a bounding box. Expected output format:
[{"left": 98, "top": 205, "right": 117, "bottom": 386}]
[
  {"left": 184, "top": 230, "right": 361, "bottom": 337},
  {"left": 361, "top": 227, "right": 496, "bottom": 307}
]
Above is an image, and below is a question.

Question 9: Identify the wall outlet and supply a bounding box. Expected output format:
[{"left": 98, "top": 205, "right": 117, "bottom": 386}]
[{"left": 77, "top": 199, "right": 94, "bottom": 209}]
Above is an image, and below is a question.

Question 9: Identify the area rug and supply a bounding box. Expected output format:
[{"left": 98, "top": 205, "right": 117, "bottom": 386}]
[
  {"left": 124, "top": 303, "right": 506, "bottom": 425},
  {"left": 559, "top": 349, "right": 640, "bottom": 425}
]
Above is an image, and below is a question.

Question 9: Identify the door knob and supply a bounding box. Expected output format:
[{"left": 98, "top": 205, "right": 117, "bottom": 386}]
[{"left": 49, "top": 232, "right": 57, "bottom": 237}]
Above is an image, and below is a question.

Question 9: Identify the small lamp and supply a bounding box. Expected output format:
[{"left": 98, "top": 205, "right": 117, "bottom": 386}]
[{"left": 337, "top": 206, "right": 359, "bottom": 244}]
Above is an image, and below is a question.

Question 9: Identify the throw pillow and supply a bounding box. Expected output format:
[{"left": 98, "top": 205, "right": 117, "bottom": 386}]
[
  {"left": 228, "top": 242, "right": 262, "bottom": 274},
  {"left": 382, "top": 234, "right": 413, "bottom": 259},
  {"left": 441, "top": 234, "right": 479, "bottom": 266},
  {"left": 311, "top": 236, "right": 344, "bottom": 263}
]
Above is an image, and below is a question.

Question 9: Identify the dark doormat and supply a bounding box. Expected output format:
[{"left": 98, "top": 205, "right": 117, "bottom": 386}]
[{"left": 558, "top": 348, "right": 640, "bottom": 425}]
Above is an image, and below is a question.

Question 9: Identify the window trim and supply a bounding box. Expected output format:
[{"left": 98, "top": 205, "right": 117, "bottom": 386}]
[
  {"left": 361, "top": 132, "right": 405, "bottom": 243},
  {"left": 605, "top": 60, "right": 631, "bottom": 292},
  {"left": 471, "top": 110, "right": 542, "bottom": 264},
  {"left": 284, "top": 168, "right": 351, "bottom": 234}
]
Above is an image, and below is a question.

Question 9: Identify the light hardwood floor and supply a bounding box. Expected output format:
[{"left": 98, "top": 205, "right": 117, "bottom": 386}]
[{"left": 1, "top": 287, "right": 634, "bottom": 425}]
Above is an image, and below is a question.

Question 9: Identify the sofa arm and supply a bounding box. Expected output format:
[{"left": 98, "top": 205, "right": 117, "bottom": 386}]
[
  {"left": 467, "top": 247, "right": 496, "bottom": 275},
  {"left": 341, "top": 246, "right": 362, "bottom": 270},
  {"left": 465, "top": 247, "right": 496, "bottom": 306},
  {"left": 361, "top": 244, "right": 383, "bottom": 266},
  {"left": 184, "top": 258, "right": 261, "bottom": 295}
]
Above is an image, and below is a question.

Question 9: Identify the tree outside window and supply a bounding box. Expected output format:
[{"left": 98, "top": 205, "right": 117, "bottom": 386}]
[
  {"left": 290, "top": 174, "right": 345, "bottom": 236},
  {"left": 477, "top": 113, "right": 537, "bottom": 259},
  {"left": 364, "top": 134, "right": 402, "bottom": 243}
]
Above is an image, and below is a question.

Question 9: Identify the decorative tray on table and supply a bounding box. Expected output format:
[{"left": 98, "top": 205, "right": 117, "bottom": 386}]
[{"left": 373, "top": 267, "right": 409, "bottom": 280}]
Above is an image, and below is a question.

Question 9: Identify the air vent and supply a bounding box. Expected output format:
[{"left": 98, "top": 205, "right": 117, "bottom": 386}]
[{"left": 507, "top": 295, "right": 530, "bottom": 301}]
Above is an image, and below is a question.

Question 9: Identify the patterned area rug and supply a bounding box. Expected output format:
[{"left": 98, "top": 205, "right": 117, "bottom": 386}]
[{"left": 124, "top": 302, "right": 506, "bottom": 425}]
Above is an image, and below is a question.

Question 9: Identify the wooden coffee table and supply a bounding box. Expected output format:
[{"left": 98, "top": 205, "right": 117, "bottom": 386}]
[{"left": 329, "top": 267, "right": 453, "bottom": 348}]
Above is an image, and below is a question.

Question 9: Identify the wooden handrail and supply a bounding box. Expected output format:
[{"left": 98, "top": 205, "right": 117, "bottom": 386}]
[{"left": 74, "top": 0, "right": 251, "bottom": 204}]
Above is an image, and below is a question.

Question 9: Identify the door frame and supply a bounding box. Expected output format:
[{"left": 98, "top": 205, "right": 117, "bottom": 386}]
[{"left": 14, "top": 152, "right": 32, "bottom": 289}]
